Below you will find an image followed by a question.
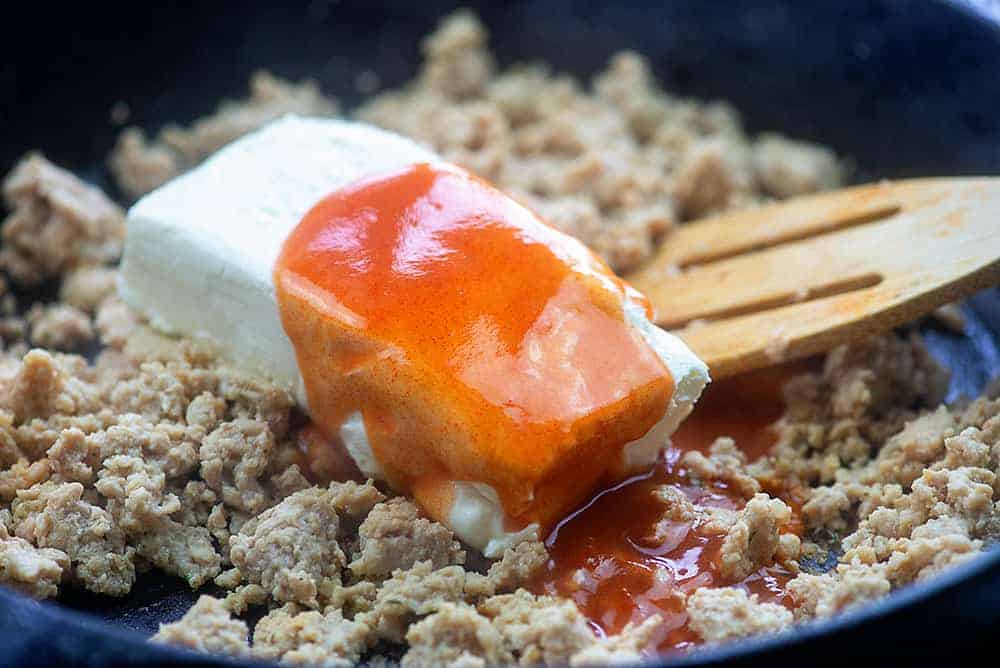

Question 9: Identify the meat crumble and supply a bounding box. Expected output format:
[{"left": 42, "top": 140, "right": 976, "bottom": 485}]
[{"left": 0, "top": 8, "right": 996, "bottom": 668}]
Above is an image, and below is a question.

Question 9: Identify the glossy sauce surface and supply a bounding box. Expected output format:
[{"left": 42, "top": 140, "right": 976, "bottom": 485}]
[
  {"left": 530, "top": 365, "right": 805, "bottom": 653},
  {"left": 275, "top": 163, "right": 674, "bottom": 530}
]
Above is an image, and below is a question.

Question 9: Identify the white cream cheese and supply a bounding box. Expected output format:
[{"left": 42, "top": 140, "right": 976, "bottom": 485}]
[
  {"left": 450, "top": 483, "right": 541, "bottom": 559},
  {"left": 119, "top": 115, "right": 438, "bottom": 407},
  {"left": 339, "top": 411, "right": 383, "bottom": 479},
  {"left": 119, "top": 115, "right": 709, "bottom": 556},
  {"left": 619, "top": 299, "right": 710, "bottom": 472}
]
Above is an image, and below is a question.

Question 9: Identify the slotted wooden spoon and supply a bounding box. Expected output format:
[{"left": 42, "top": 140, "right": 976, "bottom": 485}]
[{"left": 626, "top": 178, "right": 1000, "bottom": 379}]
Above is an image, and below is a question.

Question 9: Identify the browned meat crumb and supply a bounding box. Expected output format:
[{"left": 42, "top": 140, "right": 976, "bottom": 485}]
[
  {"left": 418, "top": 9, "right": 496, "bottom": 100},
  {"left": 697, "top": 506, "right": 740, "bottom": 536},
  {"left": 222, "top": 582, "right": 267, "bottom": 615},
  {"left": 59, "top": 266, "right": 118, "bottom": 314},
  {"left": 485, "top": 539, "right": 547, "bottom": 593},
  {"left": 45, "top": 427, "right": 100, "bottom": 486},
  {"left": 481, "top": 589, "right": 595, "bottom": 665},
  {"left": 0, "top": 519, "right": 69, "bottom": 598},
  {"left": 355, "top": 13, "right": 846, "bottom": 274},
  {"left": 199, "top": 419, "right": 277, "bottom": 516},
  {"left": 394, "top": 581, "right": 665, "bottom": 667},
  {"left": 752, "top": 133, "right": 843, "bottom": 198},
  {"left": 646, "top": 484, "right": 699, "bottom": 545},
  {"left": 136, "top": 522, "right": 221, "bottom": 589},
  {"left": 229, "top": 484, "right": 353, "bottom": 608},
  {"left": 94, "top": 297, "right": 140, "bottom": 348},
  {"left": 671, "top": 138, "right": 755, "bottom": 219},
  {"left": 348, "top": 497, "right": 465, "bottom": 580},
  {"left": 26, "top": 304, "right": 94, "bottom": 351},
  {"left": 402, "top": 603, "right": 511, "bottom": 668},
  {"left": 11, "top": 481, "right": 135, "bottom": 595},
  {"left": 151, "top": 595, "right": 251, "bottom": 658},
  {"left": 253, "top": 604, "right": 372, "bottom": 667},
  {"left": 96, "top": 455, "right": 220, "bottom": 588},
  {"left": 686, "top": 587, "right": 793, "bottom": 642},
  {"left": 761, "top": 333, "right": 950, "bottom": 486},
  {"left": 90, "top": 415, "right": 199, "bottom": 481},
  {"left": 0, "top": 416, "right": 23, "bottom": 471},
  {"left": 717, "top": 493, "right": 793, "bottom": 581},
  {"left": 1, "top": 154, "right": 124, "bottom": 286},
  {"left": 109, "top": 72, "right": 338, "bottom": 199},
  {"left": 315, "top": 479, "right": 386, "bottom": 532},
  {"left": 788, "top": 563, "right": 891, "bottom": 619},
  {"left": 368, "top": 561, "right": 477, "bottom": 643},
  {"left": 322, "top": 580, "right": 379, "bottom": 620},
  {"left": 799, "top": 484, "right": 851, "bottom": 533},
  {"left": 655, "top": 484, "right": 699, "bottom": 522},
  {"left": 757, "top": 335, "right": 998, "bottom": 624},
  {"left": 107, "top": 129, "right": 182, "bottom": 202},
  {"left": 0, "top": 460, "right": 48, "bottom": 505},
  {"left": 0, "top": 9, "right": 995, "bottom": 667},
  {"left": 568, "top": 616, "right": 663, "bottom": 666},
  {"left": 1, "top": 348, "right": 67, "bottom": 426},
  {"left": 0, "top": 324, "right": 308, "bottom": 601}
]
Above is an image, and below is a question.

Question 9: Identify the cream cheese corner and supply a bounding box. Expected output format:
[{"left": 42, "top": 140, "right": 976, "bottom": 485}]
[{"left": 118, "top": 115, "right": 439, "bottom": 408}]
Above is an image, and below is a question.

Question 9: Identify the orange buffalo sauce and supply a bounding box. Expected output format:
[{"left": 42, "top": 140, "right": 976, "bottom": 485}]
[
  {"left": 274, "top": 163, "right": 674, "bottom": 536},
  {"left": 530, "top": 364, "right": 807, "bottom": 654}
]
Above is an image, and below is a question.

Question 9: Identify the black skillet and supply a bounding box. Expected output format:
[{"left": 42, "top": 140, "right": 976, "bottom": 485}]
[{"left": 1, "top": 1, "right": 1000, "bottom": 666}]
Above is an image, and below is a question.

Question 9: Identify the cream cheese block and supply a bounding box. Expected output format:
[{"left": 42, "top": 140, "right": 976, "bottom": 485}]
[
  {"left": 120, "top": 116, "right": 437, "bottom": 405},
  {"left": 118, "top": 115, "right": 709, "bottom": 557}
]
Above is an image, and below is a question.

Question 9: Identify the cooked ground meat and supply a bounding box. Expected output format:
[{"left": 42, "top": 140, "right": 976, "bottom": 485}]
[
  {"left": 0, "top": 8, "right": 994, "bottom": 668},
  {"left": 357, "top": 11, "right": 844, "bottom": 274},
  {"left": 108, "top": 72, "right": 338, "bottom": 200}
]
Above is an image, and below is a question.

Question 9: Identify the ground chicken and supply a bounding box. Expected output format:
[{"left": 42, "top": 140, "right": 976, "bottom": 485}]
[
  {"left": 26, "top": 304, "right": 94, "bottom": 352},
  {"left": 358, "top": 12, "right": 844, "bottom": 274},
  {"left": 482, "top": 589, "right": 595, "bottom": 665},
  {"left": 151, "top": 595, "right": 251, "bottom": 658},
  {"left": 686, "top": 587, "right": 793, "bottom": 642},
  {"left": 253, "top": 604, "right": 372, "bottom": 667},
  {"left": 485, "top": 540, "right": 547, "bottom": 593},
  {"left": 1, "top": 154, "right": 124, "bottom": 286},
  {"left": 59, "top": 266, "right": 118, "bottom": 314},
  {"left": 11, "top": 480, "right": 135, "bottom": 596},
  {"left": 109, "top": 72, "right": 338, "bottom": 199},
  {"left": 368, "top": 561, "right": 477, "bottom": 643},
  {"left": 0, "top": 520, "right": 68, "bottom": 599},
  {"left": 348, "top": 497, "right": 465, "bottom": 580},
  {"left": 402, "top": 603, "right": 512, "bottom": 668},
  {"left": 229, "top": 485, "right": 348, "bottom": 608}
]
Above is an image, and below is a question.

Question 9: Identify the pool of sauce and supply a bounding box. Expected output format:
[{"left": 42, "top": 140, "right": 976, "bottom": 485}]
[{"left": 529, "top": 363, "right": 810, "bottom": 654}]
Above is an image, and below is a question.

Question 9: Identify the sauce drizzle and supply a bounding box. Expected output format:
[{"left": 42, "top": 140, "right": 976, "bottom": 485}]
[
  {"left": 530, "top": 365, "right": 806, "bottom": 654},
  {"left": 275, "top": 163, "right": 675, "bottom": 534}
]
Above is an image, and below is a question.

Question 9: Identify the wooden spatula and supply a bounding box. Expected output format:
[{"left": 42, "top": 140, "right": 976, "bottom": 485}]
[{"left": 626, "top": 178, "right": 1000, "bottom": 379}]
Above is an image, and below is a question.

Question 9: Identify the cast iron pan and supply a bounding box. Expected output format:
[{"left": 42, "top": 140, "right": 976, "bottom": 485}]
[{"left": 2, "top": 1, "right": 1000, "bottom": 666}]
